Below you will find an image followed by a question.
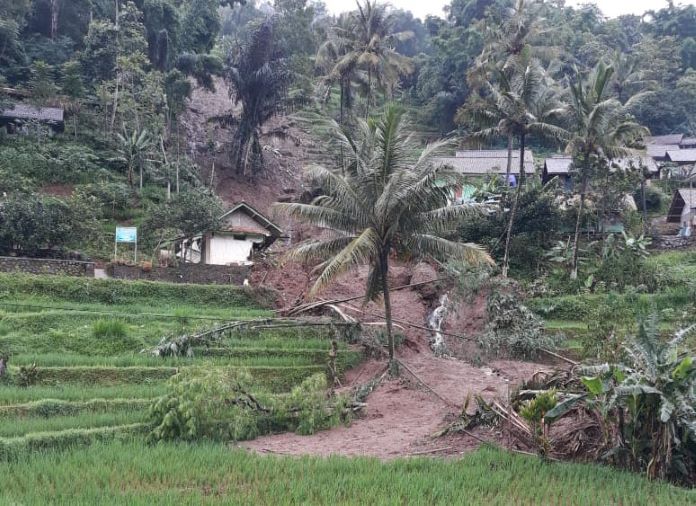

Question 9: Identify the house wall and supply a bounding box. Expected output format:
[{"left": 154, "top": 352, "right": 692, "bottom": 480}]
[
  {"left": 208, "top": 236, "right": 254, "bottom": 265},
  {"left": 223, "top": 211, "right": 269, "bottom": 236}
]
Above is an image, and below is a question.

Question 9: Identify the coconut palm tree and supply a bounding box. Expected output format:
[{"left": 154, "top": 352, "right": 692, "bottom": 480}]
[
  {"left": 275, "top": 106, "right": 493, "bottom": 363},
  {"left": 462, "top": 59, "right": 568, "bottom": 277},
  {"left": 319, "top": 1, "right": 412, "bottom": 120},
  {"left": 566, "top": 61, "right": 649, "bottom": 279},
  {"left": 316, "top": 14, "right": 361, "bottom": 125}
]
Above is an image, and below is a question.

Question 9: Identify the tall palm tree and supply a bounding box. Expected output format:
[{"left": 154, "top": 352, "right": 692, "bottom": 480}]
[
  {"left": 566, "top": 61, "right": 649, "bottom": 279},
  {"left": 275, "top": 106, "right": 493, "bottom": 362},
  {"left": 319, "top": 1, "right": 412, "bottom": 120},
  {"left": 316, "top": 14, "right": 361, "bottom": 125},
  {"left": 467, "top": 0, "right": 558, "bottom": 174},
  {"left": 226, "top": 18, "right": 291, "bottom": 176},
  {"left": 462, "top": 59, "right": 568, "bottom": 277}
]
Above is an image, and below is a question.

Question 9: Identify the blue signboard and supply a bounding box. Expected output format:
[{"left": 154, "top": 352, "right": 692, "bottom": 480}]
[{"left": 115, "top": 227, "right": 137, "bottom": 243}]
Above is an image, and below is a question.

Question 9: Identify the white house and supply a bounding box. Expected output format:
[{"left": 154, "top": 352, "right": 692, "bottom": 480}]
[{"left": 180, "top": 202, "right": 283, "bottom": 266}]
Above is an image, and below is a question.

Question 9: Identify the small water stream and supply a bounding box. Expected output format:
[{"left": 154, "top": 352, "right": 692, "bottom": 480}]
[{"left": 427, "top": 294, "right": 449, "bottom": 356}]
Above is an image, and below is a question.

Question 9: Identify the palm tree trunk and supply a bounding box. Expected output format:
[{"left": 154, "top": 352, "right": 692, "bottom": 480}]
[
  {"left": 51, "top": 0, "right": 60, "bottom": 40},
  {"left": 339, "top": 83, "right": 344, "bottom": 125},
  {"left": 506, "top": 135, "right": 513, "bottom": 178},
  {"left": 365, "top": 68, "right": 372, "bottom": 119},
  {"left": 641, "top": 175, "right": 649, "bottom": 235},
  {"left": 501, "top": 133, "right": 526, "bottom": 277},
  {"left": 379, "top": 247, "right": 395, "bottom": 363},
  {"left": 571, "top": 175, "right": 588, "bottom": 280}
]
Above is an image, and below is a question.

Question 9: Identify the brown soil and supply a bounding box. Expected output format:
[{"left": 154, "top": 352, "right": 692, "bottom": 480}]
[
  {"left": 39, "top": 184, "right": 75, "bottom": 196},
  {"left": 184, "top": 80, "right": 562, "bottom": 460},
  {"left": 242, "top": 321, "right": 556, "bottom": 459}
]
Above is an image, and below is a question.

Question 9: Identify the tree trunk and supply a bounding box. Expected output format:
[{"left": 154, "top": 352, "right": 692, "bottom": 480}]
[
  {"left": 505, "top": 134, "right": 513, "bottom": 178},
  {"left": 641, "top": 175, "right": 649, "bottom": 235},
  {"left": 380, "top": 247, "right": 395, "bottom": 363},
  {"left": 200, "top": 235, "right": 207, "bottom": 265},
  {"left": 365, "top": 68, "right": 372, "bottom": 119},
  {"left": 571, "top": 176, "right": 588, "bottom": 280},
  {"left": 501, "top": 133, "right": 526, "bottom": 277},
  {"left": 339, "top": 83, "right": 344, "bottom": 125},
  {"left": 50, "top": 0, "right": 60, "bottom": 40}
]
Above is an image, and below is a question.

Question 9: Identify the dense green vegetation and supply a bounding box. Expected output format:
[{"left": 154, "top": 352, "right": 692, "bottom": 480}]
[
  {"left": 0, "top": 443, "right": 693, "bottom": 504},
  {"left": 2, "top": 0, "right": 696, "bottom": 498},
  {"left": 0, "top": 276, "right": 361, "bottom": 463}
]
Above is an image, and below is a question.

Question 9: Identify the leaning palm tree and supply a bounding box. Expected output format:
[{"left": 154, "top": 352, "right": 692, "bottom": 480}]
[
  {"left": 462, "top": 59, "right": 568, "bottom": 277},
  {"left": 275, "top": 106, "right": 493, "bottom": 363},
  {"left": 566, "top": 61, "right": 649, "bottom": 279}
]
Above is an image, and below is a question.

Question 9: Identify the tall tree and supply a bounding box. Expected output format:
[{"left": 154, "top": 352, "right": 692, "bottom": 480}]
[
  {"left": 565, "top": 61, "right": 648, "bottom": 279},
  {"left": 226, "top": 18, "right": 291, "bottom": 176},
  {"left": 319, "top": 1, "right": 413, "bottom": 119},
  {"left": 463, "top": 59, "right": 568, "bottom": 277},
  {"left": 276, "top": 106, "right": 493, "bottom": 363}
]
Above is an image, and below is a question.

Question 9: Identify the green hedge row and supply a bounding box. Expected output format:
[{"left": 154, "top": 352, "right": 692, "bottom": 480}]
[
  {"left": 0, "top": 424, "right": 146, "bottom": 461},
  {"left": 0, "top": 398, "right": 151, "bottom": 419},
  {"left": 7, "top": 365, "right": 328, "bottom": 392},
  {"left": 529, "top": 287, "right": 695, "bottom": 321},
  {"left": 0, "top": 273, "right": 277, "bottom": 308},
  {"left": 197, "top": 347, "right": 363, "bottom": 367}
]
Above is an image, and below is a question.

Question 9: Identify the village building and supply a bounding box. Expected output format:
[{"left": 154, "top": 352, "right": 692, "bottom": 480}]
[
  {"left": 542, "top": 155, "right": 659, "bottom": 188},
  {"left": 0, "top": 103, "right": 65, "bottom": 134},
  {"left": 666, "top": 149, "right": 696, "bottom": 166},
  {"left": 433, "top": 149, "right": 536, "bottom": 177},
  {"left": 179, "top": 202, "right": 283, "bottom": 266},
  {"left": 667, "top": 188, "right": 696, "bottom": 227}
]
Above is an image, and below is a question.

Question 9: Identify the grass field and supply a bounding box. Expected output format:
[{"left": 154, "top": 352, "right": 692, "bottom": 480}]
[
  {"left": 0, "top": 442, "right": 693, "bottom": 505},
  {"left": 0, "top": 274, "right": 358, "bottom": 458}
]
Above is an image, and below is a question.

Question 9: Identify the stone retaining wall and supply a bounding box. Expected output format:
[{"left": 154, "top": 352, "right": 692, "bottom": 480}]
[
  {"left": 0, "top": 256, "right": 95, "bottom": 277},
  {"left": 107, "top": 263, "right": 250, "bottom": 285}
]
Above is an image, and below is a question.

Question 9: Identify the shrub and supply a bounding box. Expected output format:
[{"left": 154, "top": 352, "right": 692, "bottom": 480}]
[
  {"left": 546, "top": 321, "right": 696, "bottom": 485},
  {"left": 481, "top": 282, "right": 557, "bottom": 359},
  {"left": 0, "top": 273, "right": 277, "bottom": 309},
  {"left": 634, "top": 185, "right": 668, "bottom": 213},
  {"left": 0, "top": 193, "right": 100, "bottom": 256},
  {"left": 148, "top": 368, "right": 349, "bottom": 443},
  {"left": 92, "top": 319, "right": 128, "bottom": 339}
]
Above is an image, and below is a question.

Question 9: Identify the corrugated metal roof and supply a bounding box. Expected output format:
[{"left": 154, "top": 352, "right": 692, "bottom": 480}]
[
  {"left": 544, "top": 156, "right": 572, "bottom": 174},
  {"left": 677, "top": 188, "right": 696, "bottom": 208},
  {"left": 434, "top": 150, "right": 535, "bottom": 175},
  {"left": 646, "top": 134, "right": 684, "bottom": 145},
  {"left": 0, "top": 104, "right": 64, "bottom": 123},
  {"left": 667, "top": 150, "right": 696, "bottom": 163},
  {"left": 680, "top": 137, "right": 696, "bottom": 147},
  {"left": 455, "top": 149, "right": 534, "bottom": 159},
  {"left": 544, "top": 155, "right": 658, "bottom": 174},
  {"left": 647, "top": 144, "right": 671, "bottom": 159}
]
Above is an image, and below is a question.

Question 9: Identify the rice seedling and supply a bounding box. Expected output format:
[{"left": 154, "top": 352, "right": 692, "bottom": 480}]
[
  {"left": 0, "top": 385, "right": 168, "bottom": 405},
  {"left": 0, "top": 443, "right": 691, "bottom": 505},
  {"left": 0, "top": 411, "right": 146, "bottom": 438},
  {"left": 92, "top": 319, "right": 128, "bottom": 339}
]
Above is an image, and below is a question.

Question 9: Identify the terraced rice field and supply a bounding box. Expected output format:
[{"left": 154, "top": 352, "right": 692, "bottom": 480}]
[{"left": 0, "top": 274, "right": 361, "bottom": 457}]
